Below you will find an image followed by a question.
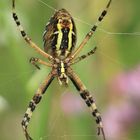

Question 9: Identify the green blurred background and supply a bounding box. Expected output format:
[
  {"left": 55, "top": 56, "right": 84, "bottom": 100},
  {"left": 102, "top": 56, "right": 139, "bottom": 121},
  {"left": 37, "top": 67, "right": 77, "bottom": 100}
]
[{"left": 0, "top": 0, "right": 140, "bottom": 140}]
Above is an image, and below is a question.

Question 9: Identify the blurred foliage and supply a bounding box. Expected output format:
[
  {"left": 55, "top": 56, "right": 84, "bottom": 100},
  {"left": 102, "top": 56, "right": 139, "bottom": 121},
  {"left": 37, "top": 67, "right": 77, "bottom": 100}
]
[{"left": 0, "top": 0, "right": 140, "bottom": 140}]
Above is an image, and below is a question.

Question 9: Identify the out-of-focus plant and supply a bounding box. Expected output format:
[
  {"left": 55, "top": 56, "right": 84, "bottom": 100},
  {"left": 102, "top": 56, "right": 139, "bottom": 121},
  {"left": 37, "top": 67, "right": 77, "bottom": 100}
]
[{"left": 104, "top": 65, "right": 140, "bottom": 140}]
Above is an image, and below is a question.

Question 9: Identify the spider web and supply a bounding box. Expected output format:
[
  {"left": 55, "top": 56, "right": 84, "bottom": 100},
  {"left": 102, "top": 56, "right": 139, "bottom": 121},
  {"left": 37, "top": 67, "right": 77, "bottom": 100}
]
[
  {"left": 36, "top": 0, "right": 140, "bottom": 140},
  {"left": 0, "top": 0, "right": 140, "bottom": 140}
]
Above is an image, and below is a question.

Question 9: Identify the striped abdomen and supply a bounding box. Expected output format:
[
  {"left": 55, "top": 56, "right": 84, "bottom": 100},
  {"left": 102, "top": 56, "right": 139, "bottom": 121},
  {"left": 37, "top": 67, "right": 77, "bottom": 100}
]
[{"left": 43, "top": 9, "right": 77, "bottom": 59}]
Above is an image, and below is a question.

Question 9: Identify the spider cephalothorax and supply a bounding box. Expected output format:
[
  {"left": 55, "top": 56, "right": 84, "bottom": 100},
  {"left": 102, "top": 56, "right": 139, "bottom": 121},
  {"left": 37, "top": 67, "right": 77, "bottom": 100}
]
[
  {"left": 56, "top": 61, "right": 69, "bottom": 85},
  {"left": 12, "top": 0, "right": 112, "bottom": 140}
]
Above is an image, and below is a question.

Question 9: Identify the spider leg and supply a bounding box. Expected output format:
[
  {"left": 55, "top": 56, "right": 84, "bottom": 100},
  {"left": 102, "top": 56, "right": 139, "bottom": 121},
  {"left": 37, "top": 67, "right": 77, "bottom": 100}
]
[
  {"left": 70, "top": 46, "right": 97, "bottom": 65},
  {"left": 68, "top": 68, "right": 106, "bottom": 140},
  {"left": 70, "top": 0, "right": 112, "bottom": 59},
  {"left": 12, "top": 0, "right": 54, "bottom": 61},
  {"left": 30, "top": 57, "right": 53, "bottom": 70},
  {"left": 21, "top": 71, "right": 55, "bottom": 140}
]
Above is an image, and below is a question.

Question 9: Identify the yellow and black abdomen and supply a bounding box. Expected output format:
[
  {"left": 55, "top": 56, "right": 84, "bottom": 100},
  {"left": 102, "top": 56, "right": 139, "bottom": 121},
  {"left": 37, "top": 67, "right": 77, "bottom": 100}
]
[{"left": 43, "top": 9, "right": 77, "bottom": 59}]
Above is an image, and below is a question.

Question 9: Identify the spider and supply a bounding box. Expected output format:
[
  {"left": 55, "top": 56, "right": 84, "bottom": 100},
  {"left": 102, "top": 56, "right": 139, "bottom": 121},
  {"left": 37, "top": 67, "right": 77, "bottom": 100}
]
[{"left": 12, "top": 0, "right": 112, "bottom": 140}]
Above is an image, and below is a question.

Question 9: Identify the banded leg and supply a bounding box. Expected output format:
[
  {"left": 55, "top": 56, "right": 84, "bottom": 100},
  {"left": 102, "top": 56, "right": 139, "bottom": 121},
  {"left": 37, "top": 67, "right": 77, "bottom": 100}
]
[
  {"left": 30, "top": 57, "right": 53, "bottom": 70},
  {"left": 70, "top": 0, "right": 112, "bottom": 59},
  {"left": 68, "top": 68, "right": 106, "bottom": 140},
  {"left": 70, "top": 46, "right": 97, "bottom": 65},
  {"left": 21, "top": 72, "right": 55, "bottom": 140},
  {"left": 12, "top": 0, "right": 54, "bottom": 61}
]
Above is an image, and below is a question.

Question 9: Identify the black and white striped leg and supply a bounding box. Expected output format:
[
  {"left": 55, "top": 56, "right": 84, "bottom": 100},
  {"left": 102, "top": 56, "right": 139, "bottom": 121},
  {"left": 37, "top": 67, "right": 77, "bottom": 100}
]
[
  {"left": 91, "top": 0, "right": 112, "bottom": 32},
  {"left": 70, "top": 46, "right": 97, "bottom": 65},
  {"left": 80, "top": 90, "right": 105, "bottom": 139},
  {"left": 71, "top": 0, "right": 112, "bottom": 59},
  {"left": 21, "top": 72, "right": 55, "bottom": 140},
  {"left": 68, "top": 69, "right": 106, "bottom": 140},
  {"left": 12, "top": 0, "right": 29, "bottom": 43},
  {"left": 12, "top": 0, "right": 55, "bottom": 60}
]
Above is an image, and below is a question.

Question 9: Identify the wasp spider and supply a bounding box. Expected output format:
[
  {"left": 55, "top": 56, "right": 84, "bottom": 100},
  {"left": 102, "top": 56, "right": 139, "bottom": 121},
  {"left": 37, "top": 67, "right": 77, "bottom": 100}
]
[{"left": 12, "top": 0, "right": 112, "bottom": 140}]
